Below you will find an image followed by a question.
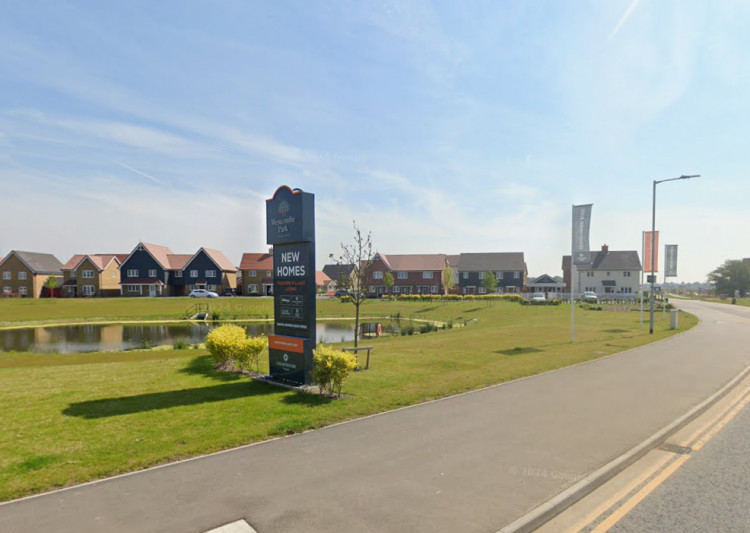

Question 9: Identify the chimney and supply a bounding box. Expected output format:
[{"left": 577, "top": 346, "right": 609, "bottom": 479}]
[{"left": 601, "top": 244, "right": 609, "bottom": 253}]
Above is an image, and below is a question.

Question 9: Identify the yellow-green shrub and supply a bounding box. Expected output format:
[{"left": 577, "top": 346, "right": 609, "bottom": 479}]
[
  {"left": 312, "top": 345, "right": 358, "bottom": 398},
  {"left": 205, "top": 324, "right": 267, "bottom": 371}
]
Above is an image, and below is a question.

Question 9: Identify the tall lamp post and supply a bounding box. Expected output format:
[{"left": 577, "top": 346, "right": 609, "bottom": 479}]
[{"left": 649, "top": 174, "right": 699, "bottom": 334}]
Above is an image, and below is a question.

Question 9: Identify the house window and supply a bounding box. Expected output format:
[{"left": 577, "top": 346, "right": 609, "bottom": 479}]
[
  {"left": 3, "top": 287, "right": 11, "bottom": 294},
  {"left": 82, "top": 285, "right": 95, "bottom": 296},
  {"left": 207, "top": 284, "right": 216, "bottom": 291},
  {"left": 18, "top": 287, "right": 27, "bottom": 296},
  {"left": 71, "top": 271, "right": 77, "bottom": 278},
  {"left": 514, "top": 272, "right": 520, "bottom": 279},
  {"left": 127, "top": 269, "right": 138, "bottom": 277},
  {"left": 478, "top": 287, "right": 487, "bottom": 294},
  {"left": 368, "top": 286, "right": 375, "bottom": 293},
  {"left": 623, "top": 271, "right": 631, "bottom": 277},
  {"left": 128, "top": 285, "right": 139, "bottom": 292},
  {"left": 2, "top": 272, "right": 10, "bottom": 280},
  {"left": 479, "top": 272, "right": 486, "bottom": 280},
  {"left": 249, "top": 270, "right": 257, "bottom": 277},
  {"left": 174, "top": 270, "right": 183, "bottom": 278},
  {"left": 606, "top": 272, "right": 611, "bottom": 277},
  {"left": 401, "top": 286, "right": 410, "bottom": 295},
  {"left": 462, "top": 272, "right": 469, "bottom": 280},
  {"left": 496, "top": 272, "right": 503, "bottom": 279},
  {"left": 586, "top": 272, "right": 594, "bottom": 277},
  {"left": 18, "top": 272, "right": 27, "bottom": 280},
  {"left": 249, "top": 284, "right": 259, "bottom": 294},
  {"left": 266, "top": 271, "right": 272, "bottom": 277},
  {"left": 373, "top": 271, "right": 384, "bottom": 280},
  {"left": 206, "top": 270, "right": 216, "bottom": 278},
  {"left": 431, "top": 285, "right": 438, "bottom": 293},
  {"left": 392, "top": 285, "right": 400, "bottom": 293},
  {"left": 82, "top": 270, "right": 94, "bottom": 279},
  {"left": 147, "top": 269, "right": 156, "bottom": 278},
  {"left": 190, "top": 270, "right": 198, "bottom": 278},
  {"left": 423, "top": 271, "right": 433, "bottom": 279},
  {"left": 398, "top": 272, "right": 408, "bottom": 280}
]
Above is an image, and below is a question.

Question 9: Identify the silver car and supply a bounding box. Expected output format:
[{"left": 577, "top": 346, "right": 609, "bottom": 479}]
[{"left": 188, "top": 289, "right": 218, "bottom": 298}]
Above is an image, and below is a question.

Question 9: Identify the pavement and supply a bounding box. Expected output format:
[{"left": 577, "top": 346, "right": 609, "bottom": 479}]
[{"left": 1, "top": 299, "right": 750, "bottom": 533}]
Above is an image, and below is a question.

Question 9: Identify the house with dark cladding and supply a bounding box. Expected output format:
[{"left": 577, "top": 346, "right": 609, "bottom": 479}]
[
  {"left": 562, "top": 244, "right": 642, "bottom": 296},
  {"left": 457, "top": 252, "right": 527, "bottom": 294},
  {"left": 0, "top": 250, "right": 63, "bottom": 298},
  {"left": 119, "top": 242, "right": 237, "bottom": 296}
]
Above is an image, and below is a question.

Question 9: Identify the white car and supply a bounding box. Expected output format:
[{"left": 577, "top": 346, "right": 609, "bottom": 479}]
[
  {"left": 582, "top": 291, "right": 598, "bottom": 302},
  {"left": 531, "top": 292, "right": 546, "bottom": 301},
  {"left": 188, "top": 289, "right": 218, "bottom": 298}
]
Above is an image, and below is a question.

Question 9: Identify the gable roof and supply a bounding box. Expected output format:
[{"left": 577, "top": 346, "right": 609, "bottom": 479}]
[
  {"left": 446, "top": 254, "right": 460, "bottom": 268},
  {"left": 202, "top": 248, "right": 237, "bottom": 272},
  {"left": 457, "top": 252, "right": 526, "bottom": 272},
  {"left": 529, "top": 274, "right": 563, "bottom": 285},
  {"left": 63, "top": 254, "right": 125, "bottom": 272},
  {"left": 121, "top": 242, "right": 175, "bottom": 271},
  {"left": 322, "top": 263, "right": 353, "bottom": 281},
  {"left": 62, "top": 254, "right": 87, "bottom": 271},
  {"left": 239, "top": 253, "right": 273, "bottom": 271},
  {"left": 166, "top": 254, "right": 192, "bottom": 270},
  {"left": 375, "top": 253, "right": 448, "bottom": 272},
  {"left": 315, "top": 271, "right": 332, "bottom": 286},
  {"left": 575, "top": 250, "right": 642, "bottom": 271},
  {"left": 2, "top": 251, "right": 63, "bottom": 274}
]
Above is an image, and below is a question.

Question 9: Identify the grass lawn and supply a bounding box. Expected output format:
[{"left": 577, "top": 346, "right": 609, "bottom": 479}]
[{"left": 0, "top": 299, "right": 697, "bottom": 501}]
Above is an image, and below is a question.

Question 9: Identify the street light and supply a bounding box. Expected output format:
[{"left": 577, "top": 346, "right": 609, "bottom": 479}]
[{"left": 649, "top": 174, "right": 700, "bottom": 334}]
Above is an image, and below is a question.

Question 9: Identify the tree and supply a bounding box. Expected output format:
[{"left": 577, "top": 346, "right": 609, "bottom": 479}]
[
  {"left": 482, "top": 271, "right": 498, "bottom": 294},
  {"left": 442, "top": 266, "right": 454, "bottom": 295},
  {"left": 329, "top": 221, "right": 375, "bottom": 347},
  {"left": 384, "top": 272, "right": 394, "bottom": 296},
  {"left": 707, "top": 260, "right": 750, "bottom": 297},
  {"left": 44, "top": 276, "right": 60, "bottom": 298}
]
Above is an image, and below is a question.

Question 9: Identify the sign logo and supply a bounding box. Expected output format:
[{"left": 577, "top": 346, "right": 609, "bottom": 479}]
[
  {"left": 283, "top": 353, "right": 289, "bottom": 362},
  {"left": 278, "top": 200, "right": 290, "bottom": 217}
]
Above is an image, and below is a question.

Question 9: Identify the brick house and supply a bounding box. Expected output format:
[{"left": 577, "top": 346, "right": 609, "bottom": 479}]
[
  {"left": 0, "top": 250, "right": 63, "bottom": 298},
  {"left": 365, "top": 253, "right": 449, "bottom": 297},
  {"left": 61, "top": 254, "right": 128, "bottom": 297},
  {"left": 239, "top": 252, "right": 274, "bottom": 296}
]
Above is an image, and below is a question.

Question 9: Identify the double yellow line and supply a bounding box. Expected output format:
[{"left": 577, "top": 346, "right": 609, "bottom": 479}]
[{"left": 567, "top": 385, "right": 750, "bottom": 533}]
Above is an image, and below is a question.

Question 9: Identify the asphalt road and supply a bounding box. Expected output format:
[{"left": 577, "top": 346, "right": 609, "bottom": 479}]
[
  {"left": 1, "top": 299, "right": 749, "bottom": 533},
  {"left": 608, "top": 378, "right": 750, "bottom": 533}
]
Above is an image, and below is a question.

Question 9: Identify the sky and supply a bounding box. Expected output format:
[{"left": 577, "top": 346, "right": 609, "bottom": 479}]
[{"left": 1, "top": 0, "right": 749, "bottom": 282}]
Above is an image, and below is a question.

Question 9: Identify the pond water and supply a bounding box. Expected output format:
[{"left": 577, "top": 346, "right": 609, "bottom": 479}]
[{"left": 0, "top": 321, "right": 378, "bottom": 354}]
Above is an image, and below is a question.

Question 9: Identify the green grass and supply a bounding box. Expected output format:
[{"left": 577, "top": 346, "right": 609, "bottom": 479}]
[{"left": 0, "top": 299, "right": 697, "bottom": 501}]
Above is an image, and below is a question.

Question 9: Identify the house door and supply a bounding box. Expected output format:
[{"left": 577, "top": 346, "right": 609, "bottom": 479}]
[{"left": 149, "top": 285, "right": 156, "bottom": 297}]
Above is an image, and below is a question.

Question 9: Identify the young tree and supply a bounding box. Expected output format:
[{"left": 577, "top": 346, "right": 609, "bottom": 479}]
[
  {"left": 708, "top": 260, "right": 750, "bottom": 297},
  {"left": 329, "top": 221, "right": 375, "bottom": 347},
  {"left": 482, "top": 271, "right": 498, "bottom": 294},
  {"left": 384, "top": 272, "right": 394, "bottom": 297},
  {"left": 44, "top": 277, "right": 60, "bottom": 298},
  {"left": 442, "top": 266, "right": 454, "bottom": 295}
]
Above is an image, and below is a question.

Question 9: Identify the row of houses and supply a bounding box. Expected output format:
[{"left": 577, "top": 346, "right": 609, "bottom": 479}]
[{"left": 0, "top": 242, "right": 643, "bottom": 299}]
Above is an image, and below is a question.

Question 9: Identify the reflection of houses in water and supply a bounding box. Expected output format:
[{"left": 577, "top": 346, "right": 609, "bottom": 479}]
[{"left": 100, "top": 325, "right": 124, "bottom": 349}]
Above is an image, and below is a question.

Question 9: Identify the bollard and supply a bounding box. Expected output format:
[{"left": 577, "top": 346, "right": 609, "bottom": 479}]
[{"left": 670, "top": 309, "right": 679, "bottom": 330}]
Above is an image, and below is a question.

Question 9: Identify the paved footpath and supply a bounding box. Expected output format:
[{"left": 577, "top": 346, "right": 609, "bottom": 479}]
[{"left": 1, "top": 300, "right": 750, "bottom": 533}]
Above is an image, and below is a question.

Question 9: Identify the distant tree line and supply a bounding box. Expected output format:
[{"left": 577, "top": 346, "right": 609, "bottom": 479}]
[{"left": 708, "top": 259, "right": 750, "bottom": 297}]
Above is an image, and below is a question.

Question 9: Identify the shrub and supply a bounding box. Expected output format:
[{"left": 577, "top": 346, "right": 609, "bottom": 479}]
[
  {"left": 173, "top": 339, "right": 188, "bottom": 350},
  {"left": 205, "top": 324, "right": 267, "bottom": 371},
  {"left": 311, "top": 345, "right": 358, "bottom": 397}
]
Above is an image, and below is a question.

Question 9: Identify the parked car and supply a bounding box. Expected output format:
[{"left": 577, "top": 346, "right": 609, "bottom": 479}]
[
  {"left": 334, "top": 289, "right": 351, "bottom": 298},
  {"left": 581, "top": 291, "right": 598, "bottom": 302},
  {"left": 531, "top": 292, "right": 546, "bottom": 301},
  {"left": 188, "top": 289, "right": 218, "bottom": 298},
  {"left": 222, "top": 288, "right": 238, "bottom": 296}
]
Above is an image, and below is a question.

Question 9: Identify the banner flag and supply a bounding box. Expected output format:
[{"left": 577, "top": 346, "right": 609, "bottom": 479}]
[
  {"left": 643, "top": 231, "right": 659, "bottom": 273},
  {"left": 572, "top": 204, "right": 593, "bottom": 265},
  {"left": 665, "top": 244, "right": 678, "bottom": 277}
]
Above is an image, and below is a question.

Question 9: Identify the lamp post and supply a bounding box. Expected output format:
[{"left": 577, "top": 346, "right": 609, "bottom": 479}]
[{"left": 649, "top": 174, "right": 699, "bottom": 334}]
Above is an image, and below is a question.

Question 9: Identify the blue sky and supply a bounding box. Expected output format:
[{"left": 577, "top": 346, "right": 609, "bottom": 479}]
[{"left": 2, "top": 0, "right": 749, "bottom": 282}]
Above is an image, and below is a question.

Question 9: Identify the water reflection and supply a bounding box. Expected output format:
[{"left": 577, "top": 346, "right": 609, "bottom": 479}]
[{"left": 0, "top": 321, "right": 365, "bottom": 354}]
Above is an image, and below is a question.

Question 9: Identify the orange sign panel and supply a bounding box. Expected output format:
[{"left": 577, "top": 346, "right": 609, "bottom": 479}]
[
  {"left": 268, "top": 335, "right": 304, "bottom": 354},
  {"left": 643, "top": 231, "right": 659, "bottom": 273}
]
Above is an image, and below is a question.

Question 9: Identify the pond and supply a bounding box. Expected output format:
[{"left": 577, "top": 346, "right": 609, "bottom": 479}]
[{"left": 0, "top": 321, "right": 377, "bottom": 354}]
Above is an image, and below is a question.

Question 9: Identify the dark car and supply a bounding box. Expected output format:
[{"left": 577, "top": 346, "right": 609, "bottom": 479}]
[
  {"left": 334, "top": 289, "right": 351, "bottom": 298},
  {"left": 222, "top": 288, "right": 238, "bottom": 297}
]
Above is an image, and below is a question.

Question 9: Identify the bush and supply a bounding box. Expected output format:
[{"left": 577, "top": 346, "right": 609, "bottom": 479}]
[
  {"left": 173, "top": 339, "right": 188, "bottom": 350},
  {"left": 311, "top": 345, "right": 358, "bottom": 397},
  {"left": 205, "top": 324, "right": 267, "bottom": 371}
]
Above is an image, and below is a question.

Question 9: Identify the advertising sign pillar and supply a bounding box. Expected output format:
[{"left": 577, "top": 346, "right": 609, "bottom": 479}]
[{"left": 266, "top": 186, "right": 316, "bottom": 385}]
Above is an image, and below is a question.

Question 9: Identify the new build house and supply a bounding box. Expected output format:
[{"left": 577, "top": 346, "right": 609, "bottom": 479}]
[
  {"left": 61, "top": 254, "right": 128, "bottom": 297},
  {"left": 457, "top": 252, "right": 527, "bottom": 294},
  {"left": 562, "top": 245, "right": 642, "bottom": 295},
  {"left": 0, "top": 250, "right": 63, "bottom": 298},
  {"left": 366, "top": 253, "right": 449, "bottom": 297},
  {"left": 238, "top": 252, "right": 274, "bottom": 296}
]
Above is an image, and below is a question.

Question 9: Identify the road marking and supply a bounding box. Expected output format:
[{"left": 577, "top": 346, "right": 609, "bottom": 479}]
[
  {"left": 570, "top": 385, "right": 750, "bottom": 533},
  {"left": 203, "top": 519, "right": 258, "bottom": 533}
]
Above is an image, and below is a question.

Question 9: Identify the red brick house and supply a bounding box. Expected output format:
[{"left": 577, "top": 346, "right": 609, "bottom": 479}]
[
  {"left": 365, "top": 253, "right": 449, "bottom": 297},
  {"left": 239, "top": 252, "right": 274, "bottom": 296}
]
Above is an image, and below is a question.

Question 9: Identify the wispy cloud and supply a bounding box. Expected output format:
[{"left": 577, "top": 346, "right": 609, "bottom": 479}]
[
  {"left": 608, "top": 0, "right": 641, "bottom": 41},
  {"left": 113, "top": 161, "right": 162, "bottom": 184}
]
